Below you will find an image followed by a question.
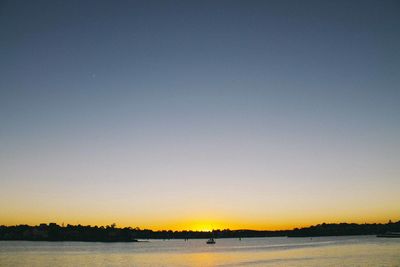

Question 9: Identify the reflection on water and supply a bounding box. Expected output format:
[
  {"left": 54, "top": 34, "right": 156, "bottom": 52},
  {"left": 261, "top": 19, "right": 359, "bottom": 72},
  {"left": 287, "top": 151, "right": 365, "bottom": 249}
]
[{"left": 1, "top": 236, "right": 399, "bottom": 266}]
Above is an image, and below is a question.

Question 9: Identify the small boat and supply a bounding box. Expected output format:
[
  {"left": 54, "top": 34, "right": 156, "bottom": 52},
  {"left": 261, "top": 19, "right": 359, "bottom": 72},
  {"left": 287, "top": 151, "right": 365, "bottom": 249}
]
[
  {"left": 377, "top": 232, "right": 400, "bottom": 238},
  {"left": 206, "top": 238, "right": 216, "bottom": 244}
]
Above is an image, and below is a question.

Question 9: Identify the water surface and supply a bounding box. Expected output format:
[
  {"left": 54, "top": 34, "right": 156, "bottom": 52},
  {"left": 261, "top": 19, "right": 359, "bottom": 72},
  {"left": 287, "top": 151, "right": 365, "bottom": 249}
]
[{"left": 1, "top": 235, "right": 399, "bottom": 266}]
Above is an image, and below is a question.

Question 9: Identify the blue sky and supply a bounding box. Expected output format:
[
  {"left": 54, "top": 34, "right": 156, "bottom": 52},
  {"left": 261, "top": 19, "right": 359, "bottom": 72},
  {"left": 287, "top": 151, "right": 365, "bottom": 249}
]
[{"left": 1, "top": 0, "right": 399, "bottom": 229}]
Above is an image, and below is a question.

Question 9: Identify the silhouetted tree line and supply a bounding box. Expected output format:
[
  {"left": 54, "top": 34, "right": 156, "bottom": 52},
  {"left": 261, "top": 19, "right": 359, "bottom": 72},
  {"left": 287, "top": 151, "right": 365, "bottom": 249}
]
[
  {"left": 288, "top": 221, "right": 400, "bottom": 237},
  {"left": 0, "top": 223, "right": 138, "bottom": 242},
  {"left": 0, "top": 223, "right": 286, "bottom": 241},
  {"left": 0, "top": 221, "right": 399, "bottom": 241}
]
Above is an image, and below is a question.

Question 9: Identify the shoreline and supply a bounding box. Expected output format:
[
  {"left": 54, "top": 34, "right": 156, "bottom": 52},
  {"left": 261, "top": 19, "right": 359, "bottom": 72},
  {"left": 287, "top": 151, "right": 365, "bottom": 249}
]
[{"left": 1, "top": 221, "right": 399, "bottom": 241}]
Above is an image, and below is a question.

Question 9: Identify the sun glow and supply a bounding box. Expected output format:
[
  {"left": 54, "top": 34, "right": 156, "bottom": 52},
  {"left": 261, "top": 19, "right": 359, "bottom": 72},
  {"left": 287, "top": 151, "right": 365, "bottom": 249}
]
[{"left": 186, "top": 221, "right": 223, "bottom": 232}]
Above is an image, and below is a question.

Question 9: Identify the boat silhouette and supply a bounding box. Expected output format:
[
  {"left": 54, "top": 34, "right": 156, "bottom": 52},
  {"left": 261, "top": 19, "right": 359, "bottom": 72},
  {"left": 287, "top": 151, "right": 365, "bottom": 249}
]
[{"left": 206, "top": 238, "right": 216, "bottom": 244}]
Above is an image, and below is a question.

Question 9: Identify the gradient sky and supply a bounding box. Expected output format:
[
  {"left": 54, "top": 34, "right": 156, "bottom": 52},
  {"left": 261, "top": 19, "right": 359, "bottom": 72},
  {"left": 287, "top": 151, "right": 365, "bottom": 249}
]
[{"left": 1, "top": 0, "right": 399, "bottom": 230}]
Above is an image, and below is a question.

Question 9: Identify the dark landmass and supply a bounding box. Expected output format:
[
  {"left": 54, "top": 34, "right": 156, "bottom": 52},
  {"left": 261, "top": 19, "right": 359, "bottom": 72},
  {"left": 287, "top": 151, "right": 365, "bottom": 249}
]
[
  {"left": 0, "top": 223, "right": 286, "bottom": 242},
  {"left": 1, "top": 220, "right": 399, "bottom": 241},
  {"left": 0, "top": 223, "right": 138, "bottom": 242},
  {"left": 376, "top": 232, "right": 400, "bottom": 238},
  {"left": 288, "top": 221, "right": 400, "bottom": 237}
]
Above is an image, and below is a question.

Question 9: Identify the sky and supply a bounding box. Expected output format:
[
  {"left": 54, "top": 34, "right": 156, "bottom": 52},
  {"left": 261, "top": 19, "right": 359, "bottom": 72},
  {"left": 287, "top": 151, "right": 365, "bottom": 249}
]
[{"left": 1, "top": 0, "right": 399, "bottom": 231}]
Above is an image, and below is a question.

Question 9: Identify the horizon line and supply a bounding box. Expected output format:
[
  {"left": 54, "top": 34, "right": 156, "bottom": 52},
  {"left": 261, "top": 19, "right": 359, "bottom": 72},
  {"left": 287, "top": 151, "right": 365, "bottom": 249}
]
[{"left": 2, "top": 219, "right": 398, "bottom": 232}]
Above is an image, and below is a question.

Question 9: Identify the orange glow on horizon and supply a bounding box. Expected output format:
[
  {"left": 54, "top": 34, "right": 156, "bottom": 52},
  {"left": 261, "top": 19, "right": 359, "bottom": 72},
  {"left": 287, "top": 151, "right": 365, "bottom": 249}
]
[
  {"left": 2, "top": 201, "right": 399, "bottom": 231},
  {"left": 2, "top": 215, "right": 398, "bottom": 231}
]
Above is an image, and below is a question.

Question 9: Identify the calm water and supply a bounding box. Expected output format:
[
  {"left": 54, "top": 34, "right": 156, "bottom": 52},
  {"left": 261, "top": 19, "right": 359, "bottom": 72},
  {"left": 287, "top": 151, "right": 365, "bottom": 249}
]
[{"left": 1, "top": 236, "right": 399, "bottom": 266}]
